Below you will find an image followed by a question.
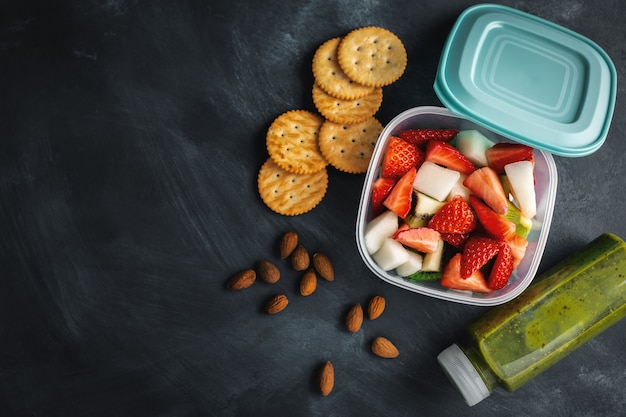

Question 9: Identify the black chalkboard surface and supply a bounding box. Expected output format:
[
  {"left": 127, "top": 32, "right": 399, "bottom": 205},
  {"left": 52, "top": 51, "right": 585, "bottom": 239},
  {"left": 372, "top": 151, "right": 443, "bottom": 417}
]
[{"left": 1, "top": 1, "right": 625, "bottom": 416}]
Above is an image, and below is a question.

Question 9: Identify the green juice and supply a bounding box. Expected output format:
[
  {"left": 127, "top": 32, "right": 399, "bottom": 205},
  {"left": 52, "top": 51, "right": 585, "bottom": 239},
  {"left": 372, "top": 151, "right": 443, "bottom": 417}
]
[{"left": 438, "top": 233, "right": 626, "bottom": 406}]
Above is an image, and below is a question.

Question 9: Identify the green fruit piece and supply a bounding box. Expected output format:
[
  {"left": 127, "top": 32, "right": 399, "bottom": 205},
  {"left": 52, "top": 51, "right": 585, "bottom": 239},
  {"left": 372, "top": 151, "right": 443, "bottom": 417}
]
[
  {"left": 505, "top": 200, "right": 532, "bottom": 239},
  {"left": 406, "top": 192, "right": 445, "bottom": 227},
  {"left": 408, "top": 271, "right": 442, "bottom": 281},
  {"left": 405, "top": 212, "right": 431, "bottom": 228}
]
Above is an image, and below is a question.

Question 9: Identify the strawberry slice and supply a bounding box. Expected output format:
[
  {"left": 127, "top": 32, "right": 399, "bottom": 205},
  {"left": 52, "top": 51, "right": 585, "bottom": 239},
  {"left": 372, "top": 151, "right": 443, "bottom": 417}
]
[
  {"left": 441, "top": 253, "right": 492, "bottom": 293},
  {"left": 486, "top": 142, "right": 535, "bottom": 173},
  {"left": 469, "top": 195, "right": 516, "bottom": 241},
  {"left": 440, "top": 232, "right": 470, "bottom": 249},
  {"left": 505, "top": 233, "right": 529, "bottom": 269},
  {"left": 371, "top": 177, "right": 396, "bottom": 217},
  {"left": 381, "top": 137, "right": 424, "bottom": 179},
  {"left": 399, "top": 129, "right": 459, "bottom": 149},
  {"left": 488, "top": 243, "right": 514, "bottom": 290},
  {"left": 460, "top": 235, "right": 501, "bottom": 278},
  {"left": 383, "top": 167, "right": 416, "bottom": 218},
  {"left": 428, "top": 195, "right": 476, "bottom": 234},
  {"left": 393, "top": 226, "right": 441, "bottom": 253},
  {"left": 463, "top": 167, "right": 508, "bottom": 215},
  {"left": 425, "top": 141, "right": 476, "bottom": 175}
]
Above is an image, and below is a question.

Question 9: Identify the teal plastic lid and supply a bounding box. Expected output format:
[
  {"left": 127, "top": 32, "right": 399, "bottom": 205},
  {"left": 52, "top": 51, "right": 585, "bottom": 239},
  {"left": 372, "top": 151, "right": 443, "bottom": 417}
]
[{"left": 434, "top": 4, "right": 617, "bottom": 157}]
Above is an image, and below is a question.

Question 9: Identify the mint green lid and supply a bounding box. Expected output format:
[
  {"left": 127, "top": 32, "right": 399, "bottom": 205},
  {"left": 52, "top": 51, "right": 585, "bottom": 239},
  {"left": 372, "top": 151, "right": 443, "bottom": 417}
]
[{"left": 434, "top": 4, "right": 617, "bottom": 157}]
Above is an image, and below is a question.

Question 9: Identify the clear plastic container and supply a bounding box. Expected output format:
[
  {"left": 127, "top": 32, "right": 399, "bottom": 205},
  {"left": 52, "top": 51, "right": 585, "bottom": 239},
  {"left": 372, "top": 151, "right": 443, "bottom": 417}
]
[
  {"left": 355, "top": 106, "right": 558, "bottom": 306},
  {"left": 437, "top": 233, "right": 626, "bottom": 405}
]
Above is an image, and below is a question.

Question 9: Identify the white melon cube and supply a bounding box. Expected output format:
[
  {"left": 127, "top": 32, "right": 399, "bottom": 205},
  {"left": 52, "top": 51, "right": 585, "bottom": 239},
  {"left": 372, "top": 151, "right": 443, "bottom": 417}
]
[
  {"left": 363, "top": 210, "right": 399, "bottom": 254},
  {"left": 446, "top": 173, "right": 471, "bottom": 202},
  {"left": 413, "top": 161, "right": 461, "bottom": 201},
  {"left": 455, "top": 130, "right": 496, "bottom": 167},
  {"left": 372, "top": 238, "right": 410, "bottom": 271},
  {"left": 422, "top": 239, "right": 445, "bottom": 272},
  {"left": 504, "top": 161, "right": 537, "bottom": 218},
  {"left": 396, "top": 251, "right": 424, "bottom": 276}
]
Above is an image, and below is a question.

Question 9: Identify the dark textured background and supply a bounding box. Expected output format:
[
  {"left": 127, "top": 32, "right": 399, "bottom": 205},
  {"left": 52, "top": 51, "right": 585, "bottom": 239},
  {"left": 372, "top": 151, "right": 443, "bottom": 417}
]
[{"left": 1, "top": 1, "right": 624, "bottom": 416}]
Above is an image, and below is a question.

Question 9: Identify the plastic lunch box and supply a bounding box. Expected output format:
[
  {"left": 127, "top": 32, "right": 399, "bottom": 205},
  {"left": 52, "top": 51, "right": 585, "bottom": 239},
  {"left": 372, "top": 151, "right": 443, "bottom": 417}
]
[{"left": 356, "top": 4, "right": 617, "bottom": 306}]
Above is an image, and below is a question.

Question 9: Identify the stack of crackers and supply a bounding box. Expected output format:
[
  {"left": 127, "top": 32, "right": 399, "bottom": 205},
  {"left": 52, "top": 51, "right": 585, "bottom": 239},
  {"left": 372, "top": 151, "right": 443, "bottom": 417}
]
[{"left": 258, "top": 26, "right": 407, "bottom": 216}]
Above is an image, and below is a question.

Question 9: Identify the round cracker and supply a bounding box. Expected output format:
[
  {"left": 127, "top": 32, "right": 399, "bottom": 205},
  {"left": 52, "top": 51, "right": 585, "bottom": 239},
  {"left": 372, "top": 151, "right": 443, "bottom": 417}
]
[
  {"left": 318, "top": 118, "right": 383, "bottom": 174},
  {"left": 257, "top": 158, "right": 328, "bottom": 216},
  {"left": 337, "top": 26, "right": 407, "bottom": 88},
  {"left": 312, "top": 82, "right": 382, "bottom": 125},
  {"left": 312, "top": 37, "right": 375, "bottom": 100},
  {"left": 266, "top": 110, "right": 327, "bottom": 174}
]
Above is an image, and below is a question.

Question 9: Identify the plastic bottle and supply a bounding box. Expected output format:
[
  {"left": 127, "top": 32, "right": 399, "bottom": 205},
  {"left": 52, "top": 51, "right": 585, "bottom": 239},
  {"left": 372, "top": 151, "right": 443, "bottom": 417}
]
[{"left": 437, "top": 233, "right": 626, "bottom": 406}]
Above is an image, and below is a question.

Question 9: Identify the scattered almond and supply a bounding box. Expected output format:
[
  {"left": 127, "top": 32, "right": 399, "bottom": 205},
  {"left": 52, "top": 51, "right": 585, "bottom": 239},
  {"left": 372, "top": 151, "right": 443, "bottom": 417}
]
[
  {"left": 345, "top": 303, "right": 363, "bottom": 333},
  {"left": 371, "top": 336, "right": 399, "bottom": 358},
  {"left": 265, "top": 294, "right": 289, "bottom": 314},
  {"left": 367, "top": 295, "right": 386, "bottom": 320},
  {"left": 318, "top": 361, "right": 334, "bottom": 396},
  {"left": 279, "top": 231, "right": 299, "bottom": 259},
  {"left": 256, "top": 259, "right": 281, "bottom": 284},
  {"left": 300, "top": 268, "right": 317, "bottom": 296},
  {"left": 291, "top": 244, "right": 310, "bottom": 271},
  {"left": 312, "top": 252, "right": 334, "bottom": 281},
  {"left": 226, "top": 269, "right": 256, "bottom": 290}
]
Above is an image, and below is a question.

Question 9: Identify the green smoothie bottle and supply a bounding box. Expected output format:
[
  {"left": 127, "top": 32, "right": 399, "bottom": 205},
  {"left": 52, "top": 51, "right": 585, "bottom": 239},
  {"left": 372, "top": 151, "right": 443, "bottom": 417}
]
[{"left": 438, "top": 233, "right": 626, "bottom": 406}]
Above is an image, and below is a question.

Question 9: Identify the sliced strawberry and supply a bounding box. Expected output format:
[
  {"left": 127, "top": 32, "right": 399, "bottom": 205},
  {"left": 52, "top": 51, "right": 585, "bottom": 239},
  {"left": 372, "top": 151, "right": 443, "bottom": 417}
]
[
  {"left": 488, "top": 243, "right": 514, "bottom": 290},
  {"left": 460, "top": 235, "right": 501, "bottom": 278},
  {"left": 370, "top": 177, "right": 396, "bottom": 217},
  {"left": 486, "top": 142, "right": 535, "bottom": 173},
  {"left": 425, "top": 141, "right": 476, "bottom": 175},
  {"left": 393, "top": 226, "right": 441, "bottom": 253},
  {"left": 504, "top": 233, "right": 529, "bottom": 269},
  {"left": 399, "top": 129, "right": 459, "bottom": 149},
  {"left": 440, "top": 232, "right": 470, "bottom": 249},
  {"left": 428, "top": 195, "right": 476, "bottom": 234},
  {"left": 381, "top": 137, "right": 424, "bottom": 179},
  {"left": 383, "top": 167, "right": 416, "bottom": 218},
  {"left": 469, "top": 195, "right": 516, "bottom": 241},
  {"left": 441, "top": 253, "right": 492, "bottom": 293},
  {"left": 463, "top": 167, "right": 508, "bottom": 215}
]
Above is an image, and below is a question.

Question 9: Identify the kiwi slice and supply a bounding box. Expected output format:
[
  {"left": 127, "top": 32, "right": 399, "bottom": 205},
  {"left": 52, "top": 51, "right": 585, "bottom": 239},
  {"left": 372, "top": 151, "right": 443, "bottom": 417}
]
[
  {"left": 407, "top": 270, "right": 442, "bottom": 281},
  {"left": 505, "top": 200, "right": 532, "bottom": 238},
  {"left": 500, "top": 175, "right": 532, "bottom": 238},
  {"left": 405, "top": 192, "right": 445, "bottom": 228}
]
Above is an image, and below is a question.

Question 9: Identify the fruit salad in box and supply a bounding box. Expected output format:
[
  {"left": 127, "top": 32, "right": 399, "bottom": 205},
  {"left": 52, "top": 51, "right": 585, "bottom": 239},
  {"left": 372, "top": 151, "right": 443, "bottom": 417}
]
[{"left": 356, "top": 106, "right": 558, "bottom": 306}]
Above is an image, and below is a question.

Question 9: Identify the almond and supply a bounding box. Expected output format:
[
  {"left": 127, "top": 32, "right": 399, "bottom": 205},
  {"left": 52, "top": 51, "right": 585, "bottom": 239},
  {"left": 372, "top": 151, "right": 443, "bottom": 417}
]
[
  {"left": 226, "top": 269, "right": 256, "bottom": 290},
  {"left": 265, "top": 294, "right": 288, "bottom": 315},
  {"left": 312, "top": 252, "right": 334, "bottom": 281},
  {"left": 345, "top": 303, "right": 363, "bottom": 333},
  {"left": 300, "top": 268, "right": 317, "bottom": 296},
  {"left": 256, "top": 259, "right": 280, "bottom": 284},
  {"left": 279, "top": 231, "right": 299, "bottom": 259},
  {"left": 290, "top": 244, "right": 310, "bottom": 271},
  {"left": 371, "top": 336, "right": 399, "bottom": 358},
  {"left": 367, "top": 295, "right": 386, "bottom": 320},
  {"left": 318, "top": 361, "right": 334, "bottom": 396}
]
